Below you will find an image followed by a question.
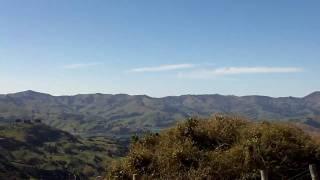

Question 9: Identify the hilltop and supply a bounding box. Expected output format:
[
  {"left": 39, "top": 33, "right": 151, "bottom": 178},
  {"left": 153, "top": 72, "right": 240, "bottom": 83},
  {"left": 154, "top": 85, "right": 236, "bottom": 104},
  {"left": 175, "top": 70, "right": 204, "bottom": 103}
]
[
  {"left": 0, "top": 90, "right": 320, "bottom": 137},
  {"left": 0, "top": 123, "right": 126, "bottom": 179}
]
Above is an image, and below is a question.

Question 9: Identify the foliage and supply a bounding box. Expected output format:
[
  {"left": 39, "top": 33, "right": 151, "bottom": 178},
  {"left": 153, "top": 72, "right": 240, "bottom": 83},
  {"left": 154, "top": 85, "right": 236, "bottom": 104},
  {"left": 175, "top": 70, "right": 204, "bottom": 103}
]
[{"left": 109, "top": 116, "right": 320, "bottom": 179}]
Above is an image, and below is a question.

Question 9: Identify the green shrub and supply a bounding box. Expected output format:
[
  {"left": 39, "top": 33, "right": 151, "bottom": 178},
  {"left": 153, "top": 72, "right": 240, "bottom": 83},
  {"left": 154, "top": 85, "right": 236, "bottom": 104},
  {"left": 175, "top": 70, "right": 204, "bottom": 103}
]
[{"left": 109, "top": 115, "right": 320, "bottom": 179}]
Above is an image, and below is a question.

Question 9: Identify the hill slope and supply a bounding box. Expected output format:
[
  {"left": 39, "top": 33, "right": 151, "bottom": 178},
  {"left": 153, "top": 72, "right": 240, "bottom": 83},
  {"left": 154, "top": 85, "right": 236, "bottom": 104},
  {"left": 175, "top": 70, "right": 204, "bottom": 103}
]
[
  {"left": 0, "top": 90, "right": 320, "bottom": 136},
  {"left": 0, "top": 123, "right": 126, "bottom": 179}
]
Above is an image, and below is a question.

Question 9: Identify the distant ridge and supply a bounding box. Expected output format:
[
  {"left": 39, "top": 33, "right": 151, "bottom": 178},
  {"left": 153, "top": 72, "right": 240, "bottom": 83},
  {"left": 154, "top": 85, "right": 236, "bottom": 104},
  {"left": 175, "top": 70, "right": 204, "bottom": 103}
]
[
  {"left": 2, "top": 90, "right": 318, "bottom": 98},
  {"left": 304, "top": 91, "right": 320, "bottom": 100},
  {"left": 0, "top": 90, "right": 319, "bottom": 137}
]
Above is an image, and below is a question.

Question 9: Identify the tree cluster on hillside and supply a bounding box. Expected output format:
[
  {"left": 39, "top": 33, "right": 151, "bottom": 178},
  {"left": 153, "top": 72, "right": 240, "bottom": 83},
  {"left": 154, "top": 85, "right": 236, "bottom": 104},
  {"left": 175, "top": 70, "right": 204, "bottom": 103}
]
[{"left": 109, "top": 115, "right": 320, "bottom": 179}]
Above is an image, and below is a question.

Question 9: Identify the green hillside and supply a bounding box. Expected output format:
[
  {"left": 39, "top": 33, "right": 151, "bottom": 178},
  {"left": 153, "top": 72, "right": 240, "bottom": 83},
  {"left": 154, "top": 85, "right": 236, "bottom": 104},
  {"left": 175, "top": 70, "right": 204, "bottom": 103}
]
[
  {"left": 0, "top": 123, "right": 126, "bottom": 180},
  {"left": 0, "top": 90, "right": 320, "bottom": 137}
]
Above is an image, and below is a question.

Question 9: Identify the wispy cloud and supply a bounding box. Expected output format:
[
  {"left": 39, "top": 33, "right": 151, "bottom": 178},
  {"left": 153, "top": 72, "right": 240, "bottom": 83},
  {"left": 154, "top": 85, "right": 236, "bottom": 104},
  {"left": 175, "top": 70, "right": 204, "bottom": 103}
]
[
  {"left": 130, "top": 64, "right": 195, "bottom": 72},
  {"left": 62, "top": 63, "right": 102, "bottom": 69},
  {"left": 178, "top": 66, "right": 303, "bottom": 79}
]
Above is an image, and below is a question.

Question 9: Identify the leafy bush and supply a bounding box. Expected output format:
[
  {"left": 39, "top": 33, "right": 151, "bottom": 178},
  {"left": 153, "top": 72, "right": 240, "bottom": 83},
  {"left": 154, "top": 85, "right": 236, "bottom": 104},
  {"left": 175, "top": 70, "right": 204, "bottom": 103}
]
[{"left": 109, "top": 115, "right": 320, "bottom": 179}]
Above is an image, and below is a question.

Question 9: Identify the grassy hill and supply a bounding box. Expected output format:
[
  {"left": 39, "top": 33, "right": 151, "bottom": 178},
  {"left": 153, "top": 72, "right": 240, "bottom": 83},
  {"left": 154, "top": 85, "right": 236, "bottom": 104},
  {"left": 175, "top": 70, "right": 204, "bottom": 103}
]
[
  {"left": 0, "top": 90, "right": 320, "bottom": 137},
  {"left": 0, "top": 123, "right": 126, "bottom": 180}
]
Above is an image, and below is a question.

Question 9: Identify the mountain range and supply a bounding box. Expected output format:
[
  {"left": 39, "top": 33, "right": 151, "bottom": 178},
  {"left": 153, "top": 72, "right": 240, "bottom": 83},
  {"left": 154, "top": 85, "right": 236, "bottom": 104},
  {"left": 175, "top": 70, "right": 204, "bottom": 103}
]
[{"left": 0, "top": 90, "right": 319, "bottom": 137}]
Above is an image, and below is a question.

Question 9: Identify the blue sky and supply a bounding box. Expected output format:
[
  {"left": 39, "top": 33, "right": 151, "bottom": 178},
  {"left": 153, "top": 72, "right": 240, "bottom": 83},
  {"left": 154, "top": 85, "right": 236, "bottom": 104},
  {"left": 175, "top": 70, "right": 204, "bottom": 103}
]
[{"left": 0, "top": 0, "right": 319, "bottom": 97}]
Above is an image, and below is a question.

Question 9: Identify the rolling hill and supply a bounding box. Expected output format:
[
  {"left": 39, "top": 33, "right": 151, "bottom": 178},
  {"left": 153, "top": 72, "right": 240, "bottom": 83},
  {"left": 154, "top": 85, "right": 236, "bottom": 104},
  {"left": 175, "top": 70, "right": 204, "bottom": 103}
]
[
  {"left": 0, "top": 123, "right": 126, "bottom": 179},
  {"left": 0, "top": 90, "right": 319, "bottom": 137}
]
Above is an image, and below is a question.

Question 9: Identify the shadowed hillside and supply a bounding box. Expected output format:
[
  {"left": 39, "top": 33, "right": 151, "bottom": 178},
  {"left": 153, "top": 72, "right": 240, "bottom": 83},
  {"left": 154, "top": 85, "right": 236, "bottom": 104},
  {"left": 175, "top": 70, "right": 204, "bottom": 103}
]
[
  {"left": 0, "top": 123, "right": 126, "bottom": 180},
  {"left": 0, "top": 90, "right": 320, "bottom": 137}
]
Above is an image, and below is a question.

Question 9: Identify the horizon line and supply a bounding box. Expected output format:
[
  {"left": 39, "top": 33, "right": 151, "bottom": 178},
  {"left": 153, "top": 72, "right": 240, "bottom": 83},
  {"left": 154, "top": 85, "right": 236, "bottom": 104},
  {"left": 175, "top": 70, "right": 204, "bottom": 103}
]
[{"left": 1, "top": 90, "right": 318, "bottom": 99}]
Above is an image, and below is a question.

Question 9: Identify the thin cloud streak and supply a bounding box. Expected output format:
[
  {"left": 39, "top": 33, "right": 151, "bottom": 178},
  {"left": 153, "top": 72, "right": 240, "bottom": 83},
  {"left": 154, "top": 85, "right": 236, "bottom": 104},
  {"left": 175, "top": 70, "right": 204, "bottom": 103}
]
[
  {"left": 178, "top": 67, "right": 303, "bottom": 79},
  {"left": 214, "top": 67, "right": 303, "bottom": 75},
  {"left": 130, "top": 64, "right": 195, "bottom": 72},
  {"left": 62, "top": 63, "right": 102, "bottom": 69}
]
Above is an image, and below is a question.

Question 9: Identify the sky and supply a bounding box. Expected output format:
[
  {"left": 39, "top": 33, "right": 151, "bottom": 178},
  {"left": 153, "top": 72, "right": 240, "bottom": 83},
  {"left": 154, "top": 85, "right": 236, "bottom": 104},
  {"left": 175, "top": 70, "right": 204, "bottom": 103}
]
[{"left": 0, "top": 0, "right": 320, "bottom": 97}]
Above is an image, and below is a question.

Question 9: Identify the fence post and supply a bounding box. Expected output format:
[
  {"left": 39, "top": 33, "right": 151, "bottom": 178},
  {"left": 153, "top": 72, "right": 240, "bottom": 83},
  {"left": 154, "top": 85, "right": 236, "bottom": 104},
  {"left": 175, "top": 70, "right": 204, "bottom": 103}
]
[
  {"left": 260, "top": 169, "right": 268, "bottom": 180},
  {"left": 132, "top": 174, "right": 138, "bottom": 180},
  {"left": 309, "top": 164, "right": 319, "bottom": 180}
]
